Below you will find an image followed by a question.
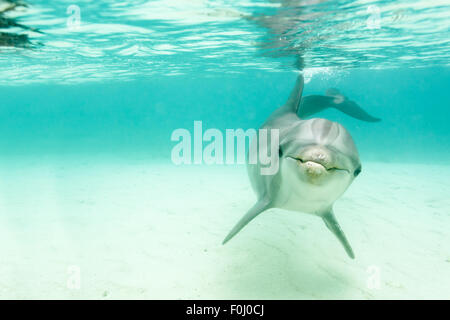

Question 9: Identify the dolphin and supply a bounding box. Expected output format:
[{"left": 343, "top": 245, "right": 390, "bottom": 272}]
[{"left": 223, "top": 74, "right": 379, "bottom": 259}]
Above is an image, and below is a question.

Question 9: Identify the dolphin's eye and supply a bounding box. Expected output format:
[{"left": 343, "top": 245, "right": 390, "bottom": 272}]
[{"left": 354, "top": 166, "right": 362, "bottom": 177}]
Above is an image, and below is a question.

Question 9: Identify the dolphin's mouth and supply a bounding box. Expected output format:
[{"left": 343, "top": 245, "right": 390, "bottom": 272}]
[{"left": 287, "top": 156, "right": 349, "bottom": 173}]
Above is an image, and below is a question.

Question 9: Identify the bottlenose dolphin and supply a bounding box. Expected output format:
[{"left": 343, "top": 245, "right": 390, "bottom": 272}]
[{"left": 223, "top": 75, "right": 379, "bottom": 258}]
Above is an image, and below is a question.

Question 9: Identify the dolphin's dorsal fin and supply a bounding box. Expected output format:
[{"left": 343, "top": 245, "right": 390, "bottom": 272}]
[
  {"left": 222, "top": 198, "right": 271, "bottom": 244},
  {"left": 277, "top": 74, "right": 304, "bottom": 116},
  {"left": 322, "top": 210, "right": 355, "bottom": 259}
]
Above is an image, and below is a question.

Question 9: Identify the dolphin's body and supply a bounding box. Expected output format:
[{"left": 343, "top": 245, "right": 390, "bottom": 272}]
[{"left": 223, "top": 75, "right": 379, "bottom": 258}]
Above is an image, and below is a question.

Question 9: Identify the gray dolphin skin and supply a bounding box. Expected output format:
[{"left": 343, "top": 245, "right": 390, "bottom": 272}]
[
  {"left": 223, "top": 74, "right": 379, "bottom": 259},
  {"left": 299, "top": 89, "right": 381, "bottom": 122}
]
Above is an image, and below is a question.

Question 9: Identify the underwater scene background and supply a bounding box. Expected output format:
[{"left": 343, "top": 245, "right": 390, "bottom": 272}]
[{"left": 0, "top": 0, "right": 449, "bottom": 299}]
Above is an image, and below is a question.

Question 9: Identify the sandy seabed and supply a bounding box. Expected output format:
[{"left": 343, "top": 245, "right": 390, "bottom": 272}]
[{"left": 0, "top": 155, "right": 449, "bottom": 299}]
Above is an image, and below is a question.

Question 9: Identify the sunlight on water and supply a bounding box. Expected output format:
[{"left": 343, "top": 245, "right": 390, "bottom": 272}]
[{"left": 0, "top": 0, "right": 448, "bottom": 84}]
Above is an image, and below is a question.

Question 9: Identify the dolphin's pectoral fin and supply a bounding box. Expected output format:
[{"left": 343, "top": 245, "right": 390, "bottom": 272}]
[
  {"left": 222, "top": 199, "right": 271, "bottom": 245},
  {"left": 299, "top": 93, "right": 381, "bottom": 122},
  {"left": 322, "top": 210, "right": 355, "bottom": 259}
]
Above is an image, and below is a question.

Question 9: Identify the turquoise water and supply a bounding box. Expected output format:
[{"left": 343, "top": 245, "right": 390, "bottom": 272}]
[
  {"left": 1, "top": 0, "right": 449, "bottom": 161},
  {"left": 0, "top": 0, "right": 449, "bottom": 299},
  {"left": 2, "top": 68, "right": 449, "bottom": 162}
]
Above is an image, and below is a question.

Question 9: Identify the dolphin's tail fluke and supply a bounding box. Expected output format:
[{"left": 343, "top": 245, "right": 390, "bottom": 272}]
[{"left": 299, "top": 89, "right": 381, "bottom": 122}]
